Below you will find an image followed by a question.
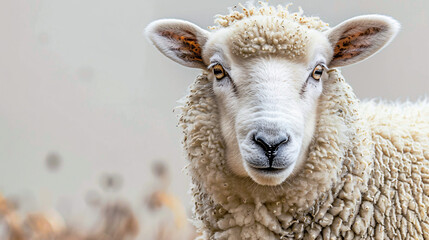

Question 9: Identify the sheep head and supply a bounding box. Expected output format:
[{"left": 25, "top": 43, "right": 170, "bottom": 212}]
[{"left": 146, "top": 4, "right": 399, "bottom": 186}]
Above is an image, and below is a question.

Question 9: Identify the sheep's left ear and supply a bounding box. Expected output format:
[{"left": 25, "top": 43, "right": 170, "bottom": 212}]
[
  {"left": 145, "top": 19, "right": 209, "bottom": 69},
  {"left": 326, "top": 15, "right": 400, "bottom": 68}
]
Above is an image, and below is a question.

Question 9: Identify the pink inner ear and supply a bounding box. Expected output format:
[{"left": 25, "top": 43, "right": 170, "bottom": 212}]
[
  {"left": 160, "top": 30, "right": 203, "bottom": 63},
  {"left": 333, "top": 27, "right": 383, "bottom": 61}
]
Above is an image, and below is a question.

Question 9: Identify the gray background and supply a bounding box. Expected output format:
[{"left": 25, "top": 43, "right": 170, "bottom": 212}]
[{"left": 0, "top": 0, "right": 428, "bottom": 236}]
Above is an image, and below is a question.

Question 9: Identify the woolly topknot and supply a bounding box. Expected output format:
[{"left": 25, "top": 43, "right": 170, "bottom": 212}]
[
  {"left": 212, "top": 2, "right": 330, "bottom": 58},
  {"left": 212, "top": 2, "right": 329, "bottom": 31}
]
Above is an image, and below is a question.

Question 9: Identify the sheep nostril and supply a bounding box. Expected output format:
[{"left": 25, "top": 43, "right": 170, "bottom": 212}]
[
  {"left": 253, "top": 135, "right": 271, "bottom": 152},
  {"left": 275, "top": 137, "right": 289, "bottom": 151}
]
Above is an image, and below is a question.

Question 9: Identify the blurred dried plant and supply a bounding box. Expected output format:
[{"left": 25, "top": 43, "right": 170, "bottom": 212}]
[
  {"left": 99, "top": 173, "right": 123, "bottom": 192},
  {"left": 0, "top": 195, "right": 138, "bottom": 240},
  {"left": 151, "top": 160, "right": 170, "bottom": 189},
  {"left": 147, "top": 192, "right": 186, "bottom": 229},
  {"left": 45, "top": 152, "right": 62, "bottom": 172},
  {"left": 0, "top": 158, "right": 198, "bottom": 240},
  {"left": 0, "top": 194, "right": 24, "bottom": 240},
  {"left": 86, "top": 201, "right": 139, "bottom": 240}
]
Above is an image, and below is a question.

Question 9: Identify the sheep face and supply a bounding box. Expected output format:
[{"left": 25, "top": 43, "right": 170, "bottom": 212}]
[
  {"left": 146, "top": 10, "right": 399, "bottom": 186},
  {"left": 201, "top": 19, "right": 332, "bottom": 185}
]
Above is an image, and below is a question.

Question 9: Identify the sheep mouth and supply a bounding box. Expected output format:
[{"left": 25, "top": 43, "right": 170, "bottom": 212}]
[
  {"left": 246, "top": 164, "right": 294, "bottom": 186},
  {"left": 249, "top": 166, "right": 287, "bottom": 175}
]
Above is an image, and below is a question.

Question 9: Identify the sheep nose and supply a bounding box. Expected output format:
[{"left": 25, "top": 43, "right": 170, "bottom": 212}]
[{"left": 253, "top": 133, "right": 289, "bottom": 163}]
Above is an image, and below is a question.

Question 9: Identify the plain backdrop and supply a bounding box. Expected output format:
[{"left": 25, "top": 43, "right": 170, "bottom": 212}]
[{"left": 0, "top": 0, "right": 428, "bottom": 234}]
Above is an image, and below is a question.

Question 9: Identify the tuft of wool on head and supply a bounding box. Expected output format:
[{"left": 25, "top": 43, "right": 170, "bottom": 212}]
[
  {"left": 212, "top": 2, "right": 328, "bottom": 30},
  {"left": 212, "top": 2, "right": 329, "bottom": 58}
]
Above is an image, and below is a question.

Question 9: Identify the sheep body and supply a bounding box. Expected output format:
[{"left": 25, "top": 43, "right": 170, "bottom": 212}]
[
  {"left": 147, "top": 3, "right": 429, "bottom": 239},
  {"left": 180, "top": 70, "right": 429, "bottom": 239}
]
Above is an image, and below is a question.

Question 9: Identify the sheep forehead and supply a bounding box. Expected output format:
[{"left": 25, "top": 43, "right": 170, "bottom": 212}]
[{"left": 234, "top": 58, "right": 305, "bottom": 93}]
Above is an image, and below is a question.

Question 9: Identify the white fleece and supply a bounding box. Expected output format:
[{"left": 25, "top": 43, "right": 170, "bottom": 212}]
[{"left": 180, "top": 69, "right": 429, "bottom": 239}]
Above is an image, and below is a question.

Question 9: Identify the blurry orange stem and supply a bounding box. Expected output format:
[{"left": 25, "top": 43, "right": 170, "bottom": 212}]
[
  {"left": 0, "top": 194, "right": 25, "bottom": 240},
  {"left": 156, "top": 192, "right": 187, "bottom": 229}
]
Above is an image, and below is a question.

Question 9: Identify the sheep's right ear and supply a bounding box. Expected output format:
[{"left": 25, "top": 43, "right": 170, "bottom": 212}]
[{"left": 145, "top": 19, "right": 209, "bottom": 69}]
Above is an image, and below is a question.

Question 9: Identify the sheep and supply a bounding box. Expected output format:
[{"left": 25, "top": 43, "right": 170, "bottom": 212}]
[{"left": 145, "top": 3, "right": 429, "bottom": 239}]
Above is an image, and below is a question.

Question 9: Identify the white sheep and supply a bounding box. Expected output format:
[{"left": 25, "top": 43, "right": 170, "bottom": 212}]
[{"left": 145, "top": 3, "right": 429, "bottom": 239}]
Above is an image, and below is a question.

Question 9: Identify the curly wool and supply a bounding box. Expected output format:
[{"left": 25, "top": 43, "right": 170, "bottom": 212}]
[
  {"left": 213, "top": 3, "right": 329, "bottom": 59},
  {"left": 179, "top": 69, "right": 429, "bottom": 239},
  {"left": 212, "top": 3, "right": 328, "bottom": 31}
]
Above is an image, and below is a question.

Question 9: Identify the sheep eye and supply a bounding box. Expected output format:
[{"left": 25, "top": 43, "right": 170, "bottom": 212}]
[
  {"left": 212, "top": 64, "right": 226, "bottom": 80},
  {"left": 312, "top": 64, "right": 324, "bottom": 81}
]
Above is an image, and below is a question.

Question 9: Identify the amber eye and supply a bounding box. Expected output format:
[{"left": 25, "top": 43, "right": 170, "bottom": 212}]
[
  {"left": 212, "top": 64, "right": 226, "bottom": 80},
  {"left": 312, "top": 64, "right": 324, "bottom": 80}
]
